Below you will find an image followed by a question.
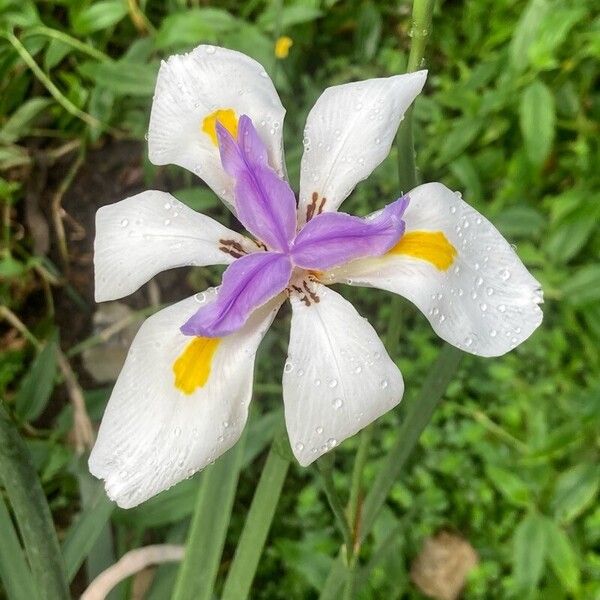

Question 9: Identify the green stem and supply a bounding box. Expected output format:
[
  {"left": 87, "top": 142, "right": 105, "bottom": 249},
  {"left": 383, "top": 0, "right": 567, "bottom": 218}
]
[
  {"left": 21, "top": 26, "right": 109, "bottom": 62},
  {"left": 317, "top": 454, "right": 353, "bottom": 558},
  {"left": 396, "top": 0, "right": 435, "bottom": 192},
  {"left": 221, "top": 440, "right": 290, "bottom": 599},
  {"left": 2, "top": 31, "right": 102, "bottom": 129},
  {"left": 0, "top": 405, "right": 70, "bottom": 600},
  {"left": 342, "top": 3, "right": 437, "bottom": 597}
]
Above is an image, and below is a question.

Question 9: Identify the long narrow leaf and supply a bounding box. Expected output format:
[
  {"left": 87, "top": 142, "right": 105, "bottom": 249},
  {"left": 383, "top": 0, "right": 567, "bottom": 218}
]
[
  {"left": 0, "top": 405, "right": 70, "bottom": 600},
  {"left": 172, "top": 432, "right": 247, "bottom": 600},
  {"left": 0, "top": 495, "right": 37, "bottom": 600},
  {"left": 360, "top": 344, "right": 462, "bottom": 542},
  {"left": 61, "top": 469, "right": 115, "bottom": 582},
  {"left": 221, "top": 438, "right": 290, "bottom": 599}
]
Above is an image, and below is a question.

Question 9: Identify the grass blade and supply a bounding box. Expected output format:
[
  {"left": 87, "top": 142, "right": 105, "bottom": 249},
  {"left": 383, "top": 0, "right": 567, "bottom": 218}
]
[
  {"left": 172, "top": 432, "right": 247, "bottom": 600},
  {"left": 0, "top": 495, "right": 37, "bottom": 600},
  {"left": 360, "top": 344, "right": 462, "bottom": 542},
  {"left": 221, "top": 438, "right": 290, "bottom": 599},
  {"left": 0, "top": 405, "right": 70, "bottom": 600},
  {"left": 61, "top": 468, "right": 115, "bottom": 582}
]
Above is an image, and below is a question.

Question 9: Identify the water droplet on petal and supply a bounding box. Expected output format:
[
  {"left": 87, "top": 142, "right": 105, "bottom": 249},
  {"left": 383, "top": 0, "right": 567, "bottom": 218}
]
[
  {"left": 120, "top": 218, "right": 129, "bottom": 227},
  {"left": 332, "top": 398, "right": 343, "bottom": 409},
  {"left": 328, "top": 379, "right": 338, "bottom": 388}
]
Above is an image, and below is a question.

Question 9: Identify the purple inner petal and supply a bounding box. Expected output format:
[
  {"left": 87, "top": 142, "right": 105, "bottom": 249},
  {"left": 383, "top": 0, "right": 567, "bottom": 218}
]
[
  {"left": 290, "top": 195, "right": 409, "bottom": 271},
  {"left": 217, "top": 115, "right": 296, "bottom": 252},
  {"left": 181, "top": 251, "right": 292, "bottom": 338}
]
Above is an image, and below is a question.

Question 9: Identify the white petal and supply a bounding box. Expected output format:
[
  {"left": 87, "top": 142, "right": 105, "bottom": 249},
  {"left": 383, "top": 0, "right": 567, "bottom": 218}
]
[
  {"left": 148, "top": 45, "right": 286, "bottom": 210},
  {"left": 95, "top": 190, "right": 255, "bottom": 302},
  {"left": 89, "top": 291, "right": 281, "bottom": 508},
  {"left": 298, "top": 71, "right": 427, "bottom": 223},
  {"left": 326, "top": 183, "right": 543, "bottom": 357},
  {"left": 283, "top": 284, "right": 403, "bottom": 466}
]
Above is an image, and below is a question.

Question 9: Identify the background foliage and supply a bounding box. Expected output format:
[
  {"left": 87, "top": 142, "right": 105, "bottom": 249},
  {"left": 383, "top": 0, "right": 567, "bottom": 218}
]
[{"left": 0, "top": 0, "right": 599, "bottom": 598}]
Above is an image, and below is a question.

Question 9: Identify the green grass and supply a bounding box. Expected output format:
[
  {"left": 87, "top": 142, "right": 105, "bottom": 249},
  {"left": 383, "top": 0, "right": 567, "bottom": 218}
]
[{"left": 1, "top": 0, "right": 599, "bottom": 598}]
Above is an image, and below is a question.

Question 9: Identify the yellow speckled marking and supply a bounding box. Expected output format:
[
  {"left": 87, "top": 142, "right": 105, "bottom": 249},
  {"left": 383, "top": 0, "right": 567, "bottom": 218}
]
[
  {"left": 173, "top": 337, "right": 221, "bottom": 394},
  {"left": 388, "top": 231, "right": 457, "bottom": 270},
  {"left": 202, "top": 108, "right": 238, "bottom": 146}
]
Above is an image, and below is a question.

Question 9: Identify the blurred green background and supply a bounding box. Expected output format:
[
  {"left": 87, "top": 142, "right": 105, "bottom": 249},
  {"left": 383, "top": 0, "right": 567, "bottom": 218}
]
[{"left": 0, "top": 0, "right": 599, "bottom": 598}]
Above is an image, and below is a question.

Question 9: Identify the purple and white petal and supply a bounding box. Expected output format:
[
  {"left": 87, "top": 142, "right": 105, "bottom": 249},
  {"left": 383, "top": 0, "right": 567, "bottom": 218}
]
[
  {"left": 325, "top": 183, "right": 543, "bottom": 357},
  {"left": 217, "top": 116, "right": 297, "bottom": 252},
  {"left": 89, "top": 291, "right": 281, "bottom": 508},
  {"left": 181, "top": 251, "right": 292, "bottom": 337},
  {"left": 291, "top": 196, "right": 408, "bottom": 271}
]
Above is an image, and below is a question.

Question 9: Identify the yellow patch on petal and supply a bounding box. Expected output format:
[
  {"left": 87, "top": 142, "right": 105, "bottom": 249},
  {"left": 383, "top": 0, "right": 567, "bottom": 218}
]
[
  {"left": 274, "top": 36, "right": 293, "bottom": 59},
  {"left": 388, "top": 231, "right": 457, "bottom": 271},
  {"left": 173, "top": 337, "right": 221, "bottom": 395},
  {"left": 201, "top": 108, "right": 238, "bottom": 146}
]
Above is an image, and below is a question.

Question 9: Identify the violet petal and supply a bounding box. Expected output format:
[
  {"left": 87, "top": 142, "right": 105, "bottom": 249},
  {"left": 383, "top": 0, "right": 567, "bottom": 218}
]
[
  {"left": 291, "top": 195, "right": 409, "bottom": 271},
  {"left": 181, "top": 251, "right": 292, "bottom": 337},
  {"left": 217, "top": 115, "right": 296, "bottom": 252}
]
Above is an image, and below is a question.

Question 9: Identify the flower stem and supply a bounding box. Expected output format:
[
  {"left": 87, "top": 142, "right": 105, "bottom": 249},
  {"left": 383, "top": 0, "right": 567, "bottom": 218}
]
[
  {"left": 396, "top": 0, "right": 435, "bottom": 192},
  {"left": 341, "top": 2, "right": 437, "bottom": 598}
]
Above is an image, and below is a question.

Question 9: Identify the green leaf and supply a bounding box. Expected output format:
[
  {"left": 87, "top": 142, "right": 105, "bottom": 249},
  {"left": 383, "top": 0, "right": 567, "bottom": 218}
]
[
  {"left": 551, "top": 464, "right": 600, "bottom": 523},
  {"left": 222, "top": 436, "right": 290, "bottom": 600},
  {"left": 78, "top": 60, "right": 158, "bottom": 97},
  {"left": 0, "top": 98, "right": 52, "bottom": 144},
  {"left": 545, "top": 192, "right": 600, "bottom": 263},
  {"left": 44, "top": 38, "right": 71, "bottom": 71},
  {"left": 509, "top": 0, "right": 550, "bottom": 72},
  {"left": 258, "top": 5, "right": 323, "bottom": 31},
  {"left": 15, "top": 331, "right": 58, "bottom": 421},
  {"left": 0, "top": 495, "right": 37, "bottom": 600},
  {"left": 61, "top": 476, "right": 115, "bottom": 582},
  {"left": 486, "top": 464, "right": 532, "bottom": 508},
  {"left": 354, "top": 2, "right": 382, "bottom": 62},
  {"left": 562, "top": 265, "right": 600, "bottom": 307},
  {"left": 155, "top": 8, "right": 237, "bottom": 50},
  {"left": 543, "top": 517, "right": 580, "bottom": 594},
  {"left": 360, "top": 345, "right": 463, "bottom": 543},
  {"left": 520, "top": 81, "right": 555, "bottom": 166},
  {"left": 437, "top": 118, "right": 482, "bottom": 164},
  {"left": 71, "top": 0, "right": 128, "bottom": 35},
  {"left": 513, "top": 512, "right": 548, "bottom": 592},
  {"left": 493, "top": 206, "right": 546, "bottom": 239},
  {"left": 0, "top": 404, "right": 70, "bottom": 600},
  {"left": 173, "top": 187, "right": 220, "bottom": 212},
  {"left": 172, "top": 433, "right": 247, "bottom": 600}
]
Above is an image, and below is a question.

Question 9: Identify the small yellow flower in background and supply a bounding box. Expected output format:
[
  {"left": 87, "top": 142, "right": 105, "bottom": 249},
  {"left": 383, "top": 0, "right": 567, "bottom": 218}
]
[{"left": 275, "top": 36, "right": 293, "bottom": 59}]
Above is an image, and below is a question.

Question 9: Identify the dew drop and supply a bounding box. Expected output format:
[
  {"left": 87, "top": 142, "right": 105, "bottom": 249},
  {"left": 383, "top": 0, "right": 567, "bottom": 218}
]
[
  {"left": 284, "top": 361, "right": 294, "bottom": 373},
  {"left": 164, "top": 219, "right": 171, "bottom": 226},
  {"left": 316, "top": 426, "right": 324, "bottom": 434},
  {"left": 332, "top": 398, "right": 343, "bottom": 409},
  {"left": 295, "top": 442, "right": 305, "bottom": 452},
  {"left": 498, "top": 304, "right": 506, "bottom": 313},
  {"left": 464, "top": 337, "right": 473, "bottom": 347},
  {"left": 205, "top": 46, "right": 216, "bottom": 54},
  {"left": 327, "top": 438, "right": 338, "bottom": 449},
  {"left": 354, "top": 366, "right": 362, "bottom": 374},
  {"left": 328, "top": 378, "right": 338, "bottom": 388},
  {"left": 120, "top": 218, "right": 129, "bottom": 227},
  {"left": 380, "top": 379, "right": 389, "bottom": 389},
  {"left": 490, "top": 329, "right": 497, "bottom": 337},
  {"left": 174, "top": 427, "right": 181, "bottom": 437},
  {"left": 194, "top": 292, "right": 206, "bottom": 303}
]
